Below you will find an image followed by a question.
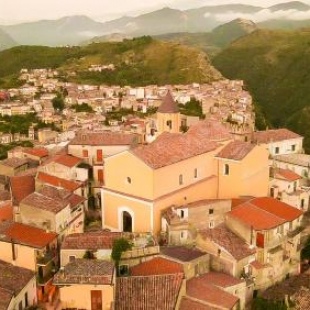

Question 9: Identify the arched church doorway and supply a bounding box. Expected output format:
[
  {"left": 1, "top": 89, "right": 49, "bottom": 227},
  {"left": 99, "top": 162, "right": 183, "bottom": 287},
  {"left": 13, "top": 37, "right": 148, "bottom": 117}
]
[{"left": 122, "top": 211, "right": 132, "bottom": 232}]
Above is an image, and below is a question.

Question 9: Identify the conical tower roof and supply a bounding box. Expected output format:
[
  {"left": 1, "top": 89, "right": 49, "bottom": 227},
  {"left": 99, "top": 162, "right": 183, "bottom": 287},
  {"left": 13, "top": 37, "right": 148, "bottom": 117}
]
[{"left": 158, "top": 90, "right": 179, "bottom": 113}]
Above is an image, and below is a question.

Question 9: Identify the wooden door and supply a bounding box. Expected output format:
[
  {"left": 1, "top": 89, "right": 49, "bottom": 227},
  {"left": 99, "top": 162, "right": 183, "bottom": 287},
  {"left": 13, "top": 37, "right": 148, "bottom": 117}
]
[
  {"left": 91, "top": 290, "right": 102, "bottom": 310},
  {"left": 98, "top": 169, "right": 104, "bottom": 183},
  {"left": 97, "top": 149, "right": 103, "bottom": 162}
]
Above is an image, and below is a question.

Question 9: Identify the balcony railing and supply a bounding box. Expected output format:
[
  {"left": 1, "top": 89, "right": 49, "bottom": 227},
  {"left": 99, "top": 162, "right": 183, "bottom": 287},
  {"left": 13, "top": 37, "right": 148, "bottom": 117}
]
[{"left": 287, "top": 226, "right": 304, "bottom": 238}]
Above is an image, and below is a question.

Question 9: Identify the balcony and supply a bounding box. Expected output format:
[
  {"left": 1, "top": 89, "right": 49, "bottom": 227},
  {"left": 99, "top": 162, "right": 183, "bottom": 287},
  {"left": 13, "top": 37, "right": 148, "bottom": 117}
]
[
  {"left": 121, "top": 233, "right": 160, "bottom": 260},
  {"left": 287, "top": 226, "right": 304, "bottom": 238}
]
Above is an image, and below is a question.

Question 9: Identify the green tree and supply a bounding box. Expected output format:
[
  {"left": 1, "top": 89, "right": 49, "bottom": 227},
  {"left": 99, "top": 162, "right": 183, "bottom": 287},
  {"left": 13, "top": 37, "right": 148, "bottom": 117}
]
[
  {"left": 52, "top": 92, "right": 65, "bottom": 111},
  {"left": 111, "top": 238, "right": 132, "bottom": 275}
]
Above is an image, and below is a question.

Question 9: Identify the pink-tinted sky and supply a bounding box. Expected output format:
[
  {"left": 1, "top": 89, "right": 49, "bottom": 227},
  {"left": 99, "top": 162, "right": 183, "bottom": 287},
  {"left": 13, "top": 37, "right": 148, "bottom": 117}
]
[{"left": 0, "top": 0, "right": 308, "bottom": 24}]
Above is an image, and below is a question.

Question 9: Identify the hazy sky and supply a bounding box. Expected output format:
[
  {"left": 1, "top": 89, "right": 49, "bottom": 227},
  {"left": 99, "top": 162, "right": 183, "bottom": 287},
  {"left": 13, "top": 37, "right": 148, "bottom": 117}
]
[{"left": 0, "top": 0, "right": 309, "bottom": 23}]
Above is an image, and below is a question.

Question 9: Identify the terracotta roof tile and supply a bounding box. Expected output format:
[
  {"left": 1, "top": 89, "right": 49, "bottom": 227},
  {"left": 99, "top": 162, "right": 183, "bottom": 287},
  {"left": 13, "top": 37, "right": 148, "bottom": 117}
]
[
  {"left": 68, "top": 194, "right": 86, "bottom": 209},
  {"left": 250, "top": 197, "right": 303, "bottom": 222},
  {"left": 23, "top": 147, "right": 49, "bottom": 158},
  {"left": 274, "top": 154, "right": 310, "bottom": 167},
  {"left": 0, "top": 221, "right": 57, "bottom": 248},
  {"left": 186, "top": 274, "right": 239, "bottom": 309},
  {"left": 62, "top": 231, "right": 122, "bottom": 250},
  {"left": 0, "top": 260, "right": 34, "bottom": 297},
  {"left": 253, "top": 129, "right": 301, "bottom": 144},
  {"left": 160, "top": 246, "right": 207, "bottom": 262},
  {"left": 199, "top": 224, "right": 256, "bottom": 260},
  {"left": 10, "top": 175, "right": 35, "bottom": 205},
  {"left": 132, "top": 131, "right": 218, "bottom": 169},
  {"left": 187, "top": 120, "right": 233, "bottom": 142},
  {"left": 0, "top": 190, "right": 11, "bottom": 201},
  {"left": 200, "top": 272, "right": 243, "bottom": 288},
  {"left": 54, "top": 154, "right": 82, "bottom": 167},
  {"left": 37, "top": 171, "right": 82, "bottom": 191},
  {"left": 179, "top": 297, "right": 218, "bottom": 310},
  {"left": 158, "top": 90, "right": 179, "bottom": 113},
  {"left": 53, "top": 259, "right": 113, "bottom": 285},
  {"left": 130, "top": 257, "right": 183, "bottom": 276},
  {"left": 229, "top": 198, "right": 303, "bottom": 231},
  {"left": 69, "top": 131, "right": 138, "bottom": 146},
  {"left": 0, "top": 158, "right": 28, "bottom": 168},
  {"left": 250, "top": 260, "right": 265, "bottom": 270},
  {"left": 0, "top": 287, "right": 13, "bottom": 310},
  {"left": 0, "top": 202, "right": 13, "bottom": 222},
  {"left": 228, "top": 203, "right": 285, "bottom": 230},
  {"left": 273, "top": 168, "right": 301, "bottom": 182},
  {"left": 216, "top": 141, "right": 255, "bottom": 161},
  {"left": 115, "top": 273, "right": 183, "bottom": 310},
  {"left": 20, "top": 187, "right": 69, "bottom": 214}
]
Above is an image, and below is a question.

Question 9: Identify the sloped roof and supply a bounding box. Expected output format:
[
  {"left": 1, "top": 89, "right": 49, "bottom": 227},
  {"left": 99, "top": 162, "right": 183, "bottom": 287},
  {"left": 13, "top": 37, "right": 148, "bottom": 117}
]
[
  {"left": 0, "top": 260, "right": 34, "bottom": 298},
  {"left": 130, "top": 257, "right": 183, "bottom": 276},
  {"left": 158, "top": 90, "right": 179, "bottom": 113},
  {"left": 199, "top": 224, "right": 256, "bottom": 260},
  {"left": 69, "top": 131, "right": 138, "bottom": 146},
  {"left": 186, "top": 274, "right": 239, "bottom": 309},
  {"left": 0, "top": 221, "right": 57, "bottom": 248},
  {"left": 187, "top": 119, "right": 232, "bottom": 142},
  {"left": 216, "top": 141, "right": 255, "bottom": 161},
  {"left": 53, "top": 259, "right": 113, "bottom": 285},
  {"left": 53, "top": 154, "right": 82, "bottom": 168},
  {"left": 0, "top": 202, "right": 13, "bottom": 222},
  {"left": 228, "top": 197, "right": 303, "bottom": 230},
  {"left": 179, "top": 297, "right": 218, "bottom": 310},
  {"left": 0, "top": 287, "right": 13, "bottom": 310},
  {"left": 37, "top": 172, "right": 82, "bottom": 191},
  {"left": 273, "top": 168, "right": 301, "bottom": 182},
  {"left": 160, "top": 246, "right": 207, "bottom": 262},
  {"left": 23, "top": 147, "right": 48, "bottom": 158},
  {"left": 253, "top": 128, "right": 301, "bottom": 144},
  {"left": 10, "top": 175, "right": 35, "bottom": 205},
  {"left": 115, "top": 273, "right": 183, "bottom": 310},
  {"left": 200, "top": 272, "right": 243, "bottom": 288},
  {"left": 62, "top": 231, "right": 122, "bottom": 250},
  {"left": 131, "top": 131, "right": 218, "bottom": 169}
]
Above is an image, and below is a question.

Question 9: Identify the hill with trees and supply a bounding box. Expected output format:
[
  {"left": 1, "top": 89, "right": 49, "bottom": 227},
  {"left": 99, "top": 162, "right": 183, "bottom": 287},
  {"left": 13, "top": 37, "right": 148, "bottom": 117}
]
[
  {"left": 0, "top": 37, "right": 221, "bottom": 88},
  {"left": 213, "top": 28, "right": 310, "bottom": 152}
]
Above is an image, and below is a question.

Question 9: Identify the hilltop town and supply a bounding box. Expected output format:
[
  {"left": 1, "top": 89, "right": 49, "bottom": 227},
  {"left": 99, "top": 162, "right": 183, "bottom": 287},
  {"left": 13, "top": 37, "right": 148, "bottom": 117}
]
[{"left": 0, "top": 68, "right": 310, "bottom": 310}]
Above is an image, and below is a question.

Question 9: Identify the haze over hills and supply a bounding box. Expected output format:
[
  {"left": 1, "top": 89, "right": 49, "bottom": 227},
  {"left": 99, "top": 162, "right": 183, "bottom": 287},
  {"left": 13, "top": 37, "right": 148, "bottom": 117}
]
[
  {"left": 1, "top": 1, "right": 310, "bottom": 46},
  {"left": 0, "top": 28, "right": 17, "bottom": 51},
  {"left": 212, "top": 28, "right": 310, "bottom": 152},
  {"left": 85, "top": 18, "right": 258, "bottom": 55}
]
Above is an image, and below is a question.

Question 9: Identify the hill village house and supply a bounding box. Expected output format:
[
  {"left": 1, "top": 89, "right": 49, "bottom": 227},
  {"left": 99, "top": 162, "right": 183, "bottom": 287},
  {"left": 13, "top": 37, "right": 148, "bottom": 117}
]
[{"left": 0, "top": 88, "right": 309, "bottom": 310}]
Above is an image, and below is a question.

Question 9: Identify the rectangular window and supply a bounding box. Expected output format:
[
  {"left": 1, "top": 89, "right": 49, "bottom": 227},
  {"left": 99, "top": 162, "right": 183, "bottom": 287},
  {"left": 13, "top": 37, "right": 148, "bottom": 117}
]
[
  {"left": 275, "top": 147, "right": 279, "bottom": 154},
  {"left": 209, "top": 209, "right": 214, "bottom": 215},
  {"left": 25, "top": 292, "right": 28, "bottom": 308},
  {"left": 224, "top": 164, "right": 230, "bottom": 175},
  {"left": 301, "top": 199, "right": 305, "bottom": 209},
  {"left": 69, "top": 255, "right": 76, "bottom": 262},
  {"left": 179, "top": 174, "right": 183, "bottom": 185},
  {"left": 291, "top": 145, "right": 296, "bottom": 151},
  {"left": 180, "top": 210, "right": 185, "bottom": 218},
  {"left": 194, "top": 168, "right": 198, "bottom": 178},
  {"left": 82, "top": 149, "right": 88, "bottom": 158}
]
